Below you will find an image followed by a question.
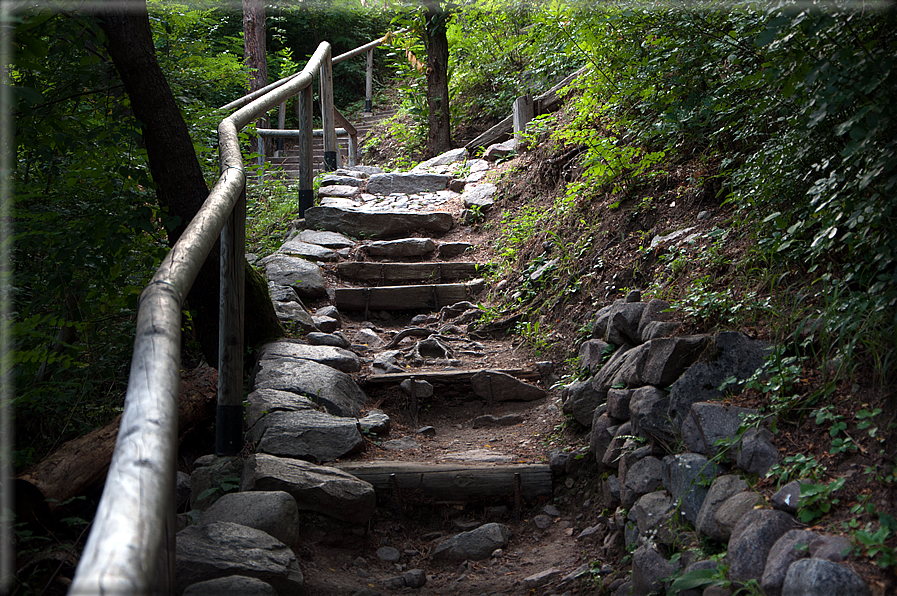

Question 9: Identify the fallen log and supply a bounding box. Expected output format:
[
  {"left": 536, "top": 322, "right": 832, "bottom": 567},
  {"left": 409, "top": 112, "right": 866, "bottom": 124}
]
[
  {"left": 17, "top": 366, "right": 217, "bottom": 512},
  {"left": 333, "top": 461, "right": 552, "bottom": 501}
]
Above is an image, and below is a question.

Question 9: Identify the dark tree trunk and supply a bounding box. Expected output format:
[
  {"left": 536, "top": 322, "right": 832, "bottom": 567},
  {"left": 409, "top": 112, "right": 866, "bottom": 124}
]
[
  {"left": 100, "top": 1, "right": 282, "bottom": 365},
  {"left": 243, "top": 0, "right": 269, "bottom": 156},
  {"left": 423, "top": 0, "right": 452, "bottom": 156}
]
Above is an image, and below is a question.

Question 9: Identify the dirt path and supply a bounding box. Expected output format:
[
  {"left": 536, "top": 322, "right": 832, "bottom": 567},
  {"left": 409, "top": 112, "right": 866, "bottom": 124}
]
[{"left": 292, "top": 184, "right": 611, "bottom": 595}]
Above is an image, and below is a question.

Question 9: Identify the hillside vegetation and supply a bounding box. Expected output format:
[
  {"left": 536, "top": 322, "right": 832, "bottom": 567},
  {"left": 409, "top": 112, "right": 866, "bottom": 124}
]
[{"left": 8, "top": 0, "right": 896, "bottom": 592}]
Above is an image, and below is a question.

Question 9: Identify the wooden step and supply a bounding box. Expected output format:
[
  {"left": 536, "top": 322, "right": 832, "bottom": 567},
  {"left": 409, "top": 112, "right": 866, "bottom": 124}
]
[
  {"left": 334, "top": 280, "right": 484, "bottom": 312},
  {"left": 361, "top": 367, "right": 542, "bottom": 385},
  {"left": 336, "top": 262, "right": 489, "bottom": 283},
  {"left": 332, "top": 461, "right": 552, "bottom": 501}
]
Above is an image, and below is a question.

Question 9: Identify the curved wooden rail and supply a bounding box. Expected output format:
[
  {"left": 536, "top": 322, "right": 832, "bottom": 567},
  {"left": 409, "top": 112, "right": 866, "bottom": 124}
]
[{"left": 69, "top": 40, "right": 346, "bottom": 595}]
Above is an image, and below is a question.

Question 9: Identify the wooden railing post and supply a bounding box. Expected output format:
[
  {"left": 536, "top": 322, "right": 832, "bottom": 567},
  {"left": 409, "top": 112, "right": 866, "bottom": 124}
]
[
  {"left": 365, "top": 48, "right": 374, "bottom": 112},
  {"left": 216, "top": 181, "right": 246, "bottom": 456},
  {"left": 297, "top": 85, "right": 314, "bottom": 216},
  {"left": 319, "top": 47, "right": 338, "bottom": 171},
  {"left": 277, "top": 101, "right": 286, "bottom": 153}
]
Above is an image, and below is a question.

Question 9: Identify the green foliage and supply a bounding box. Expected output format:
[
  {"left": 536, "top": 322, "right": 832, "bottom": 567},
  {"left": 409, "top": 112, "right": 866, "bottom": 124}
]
[
  {"left": 766, "top": 454, "right": 825, "bottom": 488},
  {"left": 797, "top": 478, "right": 846, "bottom": 523},
  {"left": 846, "top": 511, "right": 897, "bottom": 569},
  {"left": 673, "top": 275, "right": 771, "bottom": 330}
]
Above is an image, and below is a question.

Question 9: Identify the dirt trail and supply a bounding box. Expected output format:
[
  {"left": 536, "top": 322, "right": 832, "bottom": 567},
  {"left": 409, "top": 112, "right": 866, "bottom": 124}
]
[{"left": 295, "top": 187, "right": 610, "bottom": 595}]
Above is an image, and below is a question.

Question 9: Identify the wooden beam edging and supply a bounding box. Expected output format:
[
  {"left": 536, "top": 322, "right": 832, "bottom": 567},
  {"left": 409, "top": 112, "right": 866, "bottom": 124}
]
[
  {"left": 333, "top": 462, "right": 553, "bottom": 501},
  {"left": 361, "top": 367, "right": 542, "bottom": 385}
]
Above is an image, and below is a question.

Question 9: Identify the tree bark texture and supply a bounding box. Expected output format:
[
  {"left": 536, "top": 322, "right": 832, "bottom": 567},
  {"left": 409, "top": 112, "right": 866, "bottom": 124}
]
[
  {"left": 243, "top": 0, "right": 269, "bottom": 156},
  {"left": 100, "top": 1, "right": 282, "bottom": 365},
  {"left": 423, "top": 0, "right": 452, "bottom": 156}
]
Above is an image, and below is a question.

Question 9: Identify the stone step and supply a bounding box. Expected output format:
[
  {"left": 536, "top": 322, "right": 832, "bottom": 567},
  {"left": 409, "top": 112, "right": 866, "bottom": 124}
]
[
  {"left": 304, "top": 205, "right": 454, "bottom": 239},
  {"left": 336, "top": 262, "right": 489, "bottom": 283},
  {"left": 334, "top": 279, "right": 485, "bottom": 312}
]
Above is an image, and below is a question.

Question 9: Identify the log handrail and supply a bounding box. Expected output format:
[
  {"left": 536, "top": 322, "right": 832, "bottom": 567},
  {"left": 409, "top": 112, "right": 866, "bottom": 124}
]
[{"left": 68, "top": 38, "right": 352, "bottom": 595}]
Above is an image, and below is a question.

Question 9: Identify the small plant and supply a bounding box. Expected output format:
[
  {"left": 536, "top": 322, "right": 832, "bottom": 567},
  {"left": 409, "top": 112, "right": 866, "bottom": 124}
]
[
  {"left": 796, "top": 477, "right": 846, "bottom": 523},
  {"left": 196, "top": 474, "right": 241, "bottom": 502},
  {"left": 766, "top": 454, "right": 825, "bottom": 488},
  {"left": 845, "top": 510, "right": 897, "bottom": 569}
]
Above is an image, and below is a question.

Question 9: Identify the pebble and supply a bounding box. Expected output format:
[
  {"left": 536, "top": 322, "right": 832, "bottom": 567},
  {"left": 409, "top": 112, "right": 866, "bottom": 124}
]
[{"left": 376, "top": 546, "right": 401, "bottom": 563}]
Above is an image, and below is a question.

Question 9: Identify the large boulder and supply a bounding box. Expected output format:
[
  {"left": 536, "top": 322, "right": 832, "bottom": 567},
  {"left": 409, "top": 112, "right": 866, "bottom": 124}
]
[
  {"left": 175, "top": 522, "right": 304, "bottom": 595},
  {"left": 248, "top": 410, "right": 365, "bottom": 463},
  {"left": 200, "top": 491, "right": 300, "bottom": 547},
  {"left": 562, "top": 380, "right": 604, "bottom": 426},
  {"left": 668, "top": 332, "right": 771, "bottom": 428},
  {"left": 255, "top": 340, "right": 361, "bottom": 374},
  {"left": 261, "top": 254, "right": 327, "bottom": 299},
  {"left": 304, "top": 205, "right": 453, "bottom": 239},
  {"left": 782, "top": 558, "right": 870, "bottom": 596},
  {"left": 728, "top": 509, "right": 798, "bottom": 583},
  {"left": 471, "top": 370, "right": 545, "bottom": 402},
  {"left": 695, "top": 475, "right": 748, "bottom": 542},
  {"left": 432, "top": 523, "right": 511, "bottom": 562},
  {"left": 241, "top": 454, "right": 376, "bottom": 523},
  {"left": 365, "top": 172, "right": 452, "bottom": 194},
  {"left": 252, "top": 357, "right": 367, "bottom": 418},
  {"left": 613, "top": 335, "right": 710, "bottom": 389},
  {"left": 662, "top": 453, "right": 718, "bottom": 525}
]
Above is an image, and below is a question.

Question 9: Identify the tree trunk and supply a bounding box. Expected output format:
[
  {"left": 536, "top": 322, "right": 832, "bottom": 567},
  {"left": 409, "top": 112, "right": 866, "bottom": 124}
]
[
  {"left": 243, "top": 0, "right": 269, "bottom": 156},
  {"left": 423, "top": 0, "right": 452, "bottom": 156},
  {"left": 100, "top": 1, "right": 282, "bottom": 365}
]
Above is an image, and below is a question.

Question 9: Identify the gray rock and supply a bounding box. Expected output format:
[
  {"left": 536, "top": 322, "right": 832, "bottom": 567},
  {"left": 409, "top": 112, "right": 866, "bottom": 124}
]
[
  {"left": 628, "top": 385, "right": 675, "bottom": 446},
  {"left": 175, "top": 522, "right": 304, "bottom": 595},
  {"left": 261, "top": 254, "right": 327, "bottom": 298},
  {"left": 376, "top": 546, "right": 401, "bottom": 562},
  {"left": 471, "top": 370, "right": 545, "bottom": 402},
  {"left": 728, "top": 509, "right": 798, "bottom": 583},
  {"left": 605, "top": 301, "right": 647, "bottom": 346},
  {"left": 304, "top": 205, "right": 453, "bottom": 239},
  {"left": 306, "top": 332, "right": 350, "bottom": 348},
  {"left": 248, "top": 410, "right": 365, "bottom": 462},
  {"left": 358, "top": 409, "right": 391, "bottom": 436},
  {"left": 633, "top": 491, "right": 674, "bottom": 536},
  {"left": 200, "top": 491, "right": 300, "bottom": 547},
  {"left": 695, "top": 474, "right": 748, "bottom": 542},
  {"left": 602, "top": 421, "right": 632, "bottom": 469},
  {"left": 241, "top": 453, "right": 376, "bottom": 523},
  {"left": 591, "top": 302, "right": 617, "bottom": 340},
  {"left": 365, "top": 172, "right": 452, "bottom": 194},
  {"left": 278, "top": 238, "right": 338, "bottom": 262},
  {"left": 256, "top": 340, "right": 361, "bottom": 374},
  {"left": 343, "top": 165, "right": 382, "bottom": 176},
  {"left": 589, "top": 412, "right": 616, "bottom": 470},
  {"left": 677, "top": 560, "right": 723, "bottom": 596},
  {"left": 562, "top": 379, "right": 604, "bottom": 426},
  {"left": 631, "top": 543, "right": 680, "bottom": 596},
  {"left": 245, "top": 388, "right": 316, "bottom": 431},
  {"left": 782, "top": 558, "right": 870, "bottom": 596},
  {"left": 364, "top": 237, "right": 435, "bottom": 257},
  {"left": 315, "top": 304, "right": 343, "bottom": 325},
  {"left": 762, "top": 529, "right": 819, "bottom": 596},
  {"left": 661, "top": 453, "right": 718, "bottom": 525},
  {"left": 318, "top": 184, "right": 361, "bottom": 198},
  {"left": 640, "top": 320, "right": 683, "bottom": 341},
  {"left": 621, "top": 456, "right": 664, "bottom": 509},
  {"left": 522, "top": 567, "right": 563, "bottom": 589},
  {"left": 182, "top": 575, "right": 278, "bottom": 596},
  {"left": 439, "top": 301, "right": 477, "bottom": 320},
  {"left": 400, "top": 378, "right": 434, "bottom": 398},
  {"left": 320, "top": 174, "right": 365, "bottom": 187},
  {"left": 681, "top": 402, "right": 758, "bottom": 456},
  {"left": 403, "top": 568, "right": 427, "bottom": 588},
  {"left": 272, "top": 301, "right": 316, "bottom": 331},
  {"left": 613, "top": 335, "right": 711, "bottom": 389},
  {"left": 357, "top": 328, "right": 386, "bottom": 349},
  {"left": 472, "top": 414, "right": 524, "bottom": 428},
  {"left": 590, "top": 343, "right": 635, "bottom": 405},
  {"left": 579, "top": 339, "right": 612, "bottom": 374},
  {"left": 372, "top": 350, "right": 403, "bottom": 374},
  {"left": 461, "top": 183, "right": 497, "bottom": 210},
  {"left": 483, "top": 139, "right": 516, "bottom": 161},
  {"left": 312, "top": 315, "right": 339, "bottom": 333},
  {"left": 668, "top": 332, "right": 771, "bottom": 428},
  {"left": 602, "top": 475, "right": 621, "bottom": 510},
  {"left": 736, "top": 427, "right": 779, "bottom": 476},
  {"left": 809, "top": 534, "right": 852, "bottom": 562},
  {"left": 625, "top": 289, "right": 642, "bottom": 303},
  {"left": 606, "top": 387, "right": 634, "bottom": 421},
  {"left": 412, "top": 147, "right": 469, "bottom": 170},
  {"left": 713, "top": 490, "right": 764, "bottom": 544},
  {"left": 432, "top": 523, "right": 511, "bottom": 562},
  {"left": 253, "top": 357, "right": 367, "bottom": 418},
  {"left": 437, "top": 242, "right": 472, "bottom": 258},
  {"left": 382, "top": 436, "right": 421, "bottom": 451},
  {"left": 268, "top": 283, "right": 301, "bottom": 303},
  {"left": 190, "top": 456, "right": 245, "bottom": 511},
  {"left": 637, "top": 299, "right": 673, "bottom": 343},
  {"left": 297, "top": 229, "right": 355, "bottom": 249}
]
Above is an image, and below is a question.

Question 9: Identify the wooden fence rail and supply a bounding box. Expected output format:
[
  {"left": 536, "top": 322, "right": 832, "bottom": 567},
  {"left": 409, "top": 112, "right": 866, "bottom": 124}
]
[{"left": 69, "top": 35, "right": 386, "bottom": 594}]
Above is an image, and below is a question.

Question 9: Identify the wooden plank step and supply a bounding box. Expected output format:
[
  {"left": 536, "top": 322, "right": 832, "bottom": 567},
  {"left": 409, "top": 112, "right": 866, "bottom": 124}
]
[
  {"left": 336, "top": 262, "right": 489, "bottom": 283},
  {"left": 332, "top": 462, "right": 552, "bottom": 501},
  {"left": 334, "top": 280, "right": 484, "bottom": 312},
  {"left": 361, "top": 367, "right": 542, "bottom": 385}
]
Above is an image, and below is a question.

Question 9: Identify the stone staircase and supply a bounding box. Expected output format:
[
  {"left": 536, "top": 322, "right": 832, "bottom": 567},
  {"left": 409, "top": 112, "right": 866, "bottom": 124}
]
[
  {"left": 266, "top": 107, "right": 399, "bottom": 178},
  {"left": 175, "top": 146, "right": 558, "bottom": 594}
]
